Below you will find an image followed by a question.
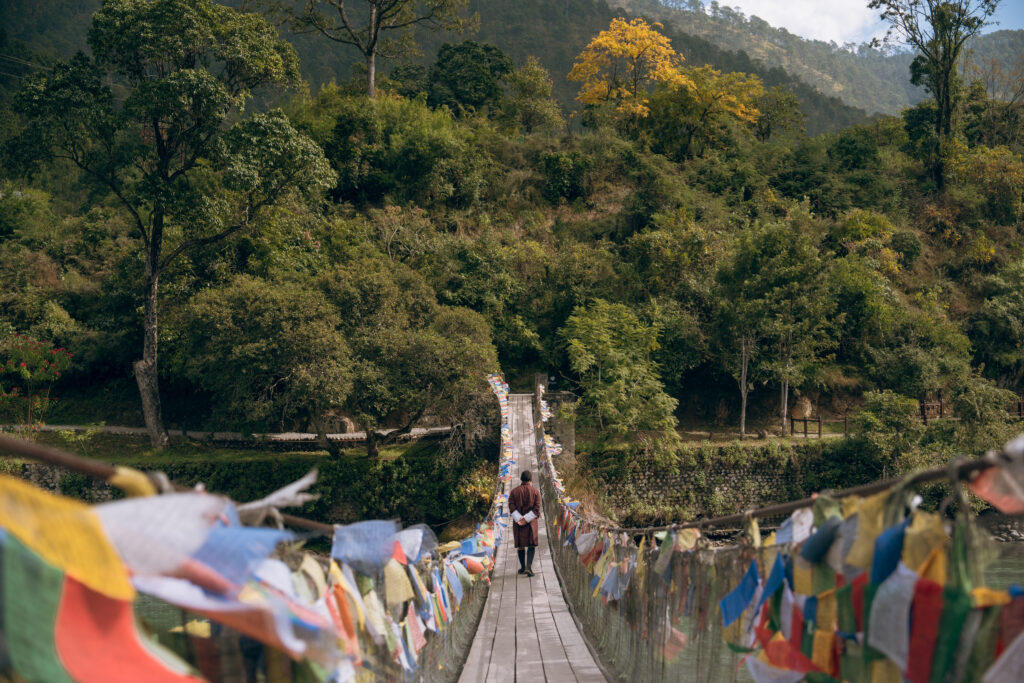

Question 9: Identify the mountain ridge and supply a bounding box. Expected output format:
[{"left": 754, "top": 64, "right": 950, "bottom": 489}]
[
  {"left": 616, "top": 0, "right": 1024, "bottom": 115},
  {"left": 0, "top": 0, "right": 870, "bottom": 135}
]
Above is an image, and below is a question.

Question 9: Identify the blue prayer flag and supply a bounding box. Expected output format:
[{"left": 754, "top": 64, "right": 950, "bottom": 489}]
[
  {"left": 192, "top": 525, "right": 292, "bottom": 585},
  {"left": 331, "top": 519, "right": 400, "bottom": 576},
  {"left": 804, "top": 595, "right": 818, "bottom": 626},
  {"left": 720, "top": 560, "right": 759, "bottom": 627},
  {"left": 870, "top": 519, "right": 909, "bottom": 585},
  {"left": 445, "top": 565, "right": 463, "bottom": 605},
  {"left": 800, "top": 517, "right": 841, "bottom": 563},
  {"left": 756, "top": 554, "right": 785, "bottom": 613}
]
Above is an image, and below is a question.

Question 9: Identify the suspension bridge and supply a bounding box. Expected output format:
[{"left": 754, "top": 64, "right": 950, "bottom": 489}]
[
  {"left": 460, "top": 394, "right": 605, "bottom": 682},
  {"left": 1, "top": 380, "right": 1022, "bottom": 683}
]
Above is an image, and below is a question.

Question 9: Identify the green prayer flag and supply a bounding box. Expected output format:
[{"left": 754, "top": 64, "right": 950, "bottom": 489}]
[
  {"left": 812, "top": 561, "right": 836, "bottom": 595},
  {"left": 963, "top": 605, "right": 1002, "bottom": 683},
  {"left": 861, "top": 582, "right": 885, "bottom": 663},
  {"left": 836, "top": 584, "right": 857, "bottom": 635},
  {"left": 3, "top": 535, "right": 73, "bottom": 683},
  {"left": 725, "top": 641, "right": 755, "bottom": 654},
  {"left": 840, "top": 640, "right": 865, "bottom": 683},
  {"left": 929, "top": 586, "right": 972, "bottom": 683}
]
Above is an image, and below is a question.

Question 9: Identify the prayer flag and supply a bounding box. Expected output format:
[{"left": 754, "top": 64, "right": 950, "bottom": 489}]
[
  {"left": 870, "top": 519, "right": 909, "bottom": 585},
  {"left": 756, "top": 554, "right": 786, "bottom": 613},
  {"left": 904, "top": 577, "right": 942, "bottom": 683},
  {"left": 867, "top": 562, "right": 918, "bottom": 671},
  {"left": 0, "top": 475, "right": 133, "bottom": 600},
  {"left": 720, "top": 560, "right": 759, "bottom": 627}
]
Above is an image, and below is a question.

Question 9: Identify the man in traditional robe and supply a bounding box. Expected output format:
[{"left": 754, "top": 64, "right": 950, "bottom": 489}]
[{"left": 509, "top": 470, "right": 541, "bottom": 576}]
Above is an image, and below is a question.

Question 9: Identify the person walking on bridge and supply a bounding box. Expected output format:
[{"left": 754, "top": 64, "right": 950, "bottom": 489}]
[{"left": 510, "top": 470, "right": 541, "bottom": 577}]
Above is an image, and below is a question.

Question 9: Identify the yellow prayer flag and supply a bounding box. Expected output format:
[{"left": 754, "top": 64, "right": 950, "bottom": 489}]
[
  {"left": 107, "top": 466, "right": 158, "bottom": 497},
  {"left": 815, "top": 588, "right": 838, "bottom": 632},
  {"left": 384, "top": 558, "right": 415, "bottom": 608},
  {"left": 871, "top": 658, "right": 903, "bottom": 683},
  {"left": 811, "top": 629, "right": 834, "bottom": 673},
  {"left": 793, "top": 556, "right": 814, "bottom": 595},
  {"left": 971, "top": 587, "right": 1011, "bottom": 608},
  {"left": 846, "top": 490, "right": 890, "bottom": 568},
  {"left": 0, "top": 474, "right": 133, "bottom": 600},
  {"left": 330, "top": 562, "right": 365, "bottom": 629},
  {"left": 918, "top": 546, "right": 948, "bottom": 585},
  {"left": 902, "top": 512, "right": 948, "bottom": 574},
  {"left": 841, "top": 495, "right": 862, "bottom": 518}
]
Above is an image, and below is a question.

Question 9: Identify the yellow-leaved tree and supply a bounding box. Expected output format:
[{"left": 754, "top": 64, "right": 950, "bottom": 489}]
[
  {"left": 568, "top": 17, "right": 692, "bottom": 120},
  {"left": 640, "top": 65, "right": 764, "bottom": 159}
]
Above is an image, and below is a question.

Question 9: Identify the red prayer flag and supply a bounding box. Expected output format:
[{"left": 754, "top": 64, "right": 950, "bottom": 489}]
[
  {"left": 850, "top": 572, "right": 868, "bottom": 631},
  {"left": 392, "top": 541, "right": 408, "bottom": 566},
  {"left": 790, "top": 602, "right": 804, "bottom": 651},
  {"left": 1000, "top": 596, "right": 1024, "bottom": 654},
  {"left": 967, "top": 466, "right": 1024, "bottom": 515},
  {"left": 756, "top": 626, "right": 821, "bottom": 674},
  {"left": 55, "top": 577, "right": 204, "bottom": 683},
  {"left": 905, "top": 578, "right": 943, "bottom": 683}
]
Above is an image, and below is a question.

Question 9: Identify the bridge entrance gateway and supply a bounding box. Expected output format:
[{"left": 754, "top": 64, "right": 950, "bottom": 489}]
[{"left": 460, "top": 394, "right": 606, "bottom": 682}]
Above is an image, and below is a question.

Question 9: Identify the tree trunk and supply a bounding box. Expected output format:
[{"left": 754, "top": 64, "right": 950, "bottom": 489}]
[
  {"left": 739, "top": 337, "right": 749, "bottom": 440},
  {"left": 366, "top": 51, "right": 376, "bottom": 98},
  {"left": 780, "top": 379, "right": 789, "bottom": 436},
  {"left": 135, "top": 267, "right": 169, "bottom": 449},
  {"left": 315, "top": 414, "right": 341, "bottom": 457}
]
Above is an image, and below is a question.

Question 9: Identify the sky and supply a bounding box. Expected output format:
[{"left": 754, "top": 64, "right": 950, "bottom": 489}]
[{"left": 704, "top": 1, "right": 1024, "bottom": 47}]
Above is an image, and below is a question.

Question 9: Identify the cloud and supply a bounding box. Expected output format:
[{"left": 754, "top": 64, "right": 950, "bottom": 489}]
[{"left": 709, "top": 1, "right": 890, "bottom": 46}]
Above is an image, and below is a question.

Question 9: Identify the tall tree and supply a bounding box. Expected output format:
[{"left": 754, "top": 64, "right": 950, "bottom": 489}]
[
  {"left": 14, "top": 0, "right": 335, "bottom": 447},
  {"left": 868, "top": 0, "right": 1000, "bottom": 186},
  {"left": 320, "top": 256, "right": 497, "bottom": 458},
  {"left": 643, "top": 65, "right": 763, "bottom": 159},
  {"left": 714, "top": 243, "right": 765, "bottom": 440},
  {"left": 568, "top": 17, "right": 692, "bottom": 121},
  {"left": 290, "top": 0, "right": 473, "bottom": 97},
  {"left": 427, "top": 40, "right": 512, "bottom": 113},
  {"left": 714, "top": 220, "right": 835, "bottom": 437},
  {"left": 499, "top": 56, "right": 565, "bottom": 135},
  {"left": 560, "top": 299, "right": 678, "bottom": 439}
]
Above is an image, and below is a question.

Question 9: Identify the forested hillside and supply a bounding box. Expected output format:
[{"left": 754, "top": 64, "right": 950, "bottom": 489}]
[
  {"left": 0, "top": 0, "right": 868, "bottom": 134},
  {"left": 1, "top": 0, "right": 1023, "bottom": 483},
  {"left": 620, "top": 0, "right": 1024, "bottom": 115}
]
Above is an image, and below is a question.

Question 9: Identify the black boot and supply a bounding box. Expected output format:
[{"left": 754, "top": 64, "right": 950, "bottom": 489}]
[
  {"left": 525, "top": 547, "right": 535, "bottom": 576},
  {"left": 517, "top": 549, "right": 526, "bottom": 574}
]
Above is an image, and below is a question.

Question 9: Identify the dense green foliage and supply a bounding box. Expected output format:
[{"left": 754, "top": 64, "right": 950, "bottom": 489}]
[
  {"left": 0, "top": 0, "right": 872, "bottom": 135},
  {"left": 1, "top": 0, "right": 1022, "bottom": 473}
]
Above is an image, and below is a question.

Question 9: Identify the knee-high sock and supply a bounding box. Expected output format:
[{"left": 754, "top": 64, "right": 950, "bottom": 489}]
[
  {"left": 527, "top": 546, "right": 535, "bottom": 569},
  {"left": 517, "top": 549, "right": 526, "bottom": 570}
]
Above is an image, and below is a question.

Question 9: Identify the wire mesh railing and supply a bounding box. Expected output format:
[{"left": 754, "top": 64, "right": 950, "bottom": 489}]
[{"left": 535, "top": 390, "right": 1024, "bottom": 683}]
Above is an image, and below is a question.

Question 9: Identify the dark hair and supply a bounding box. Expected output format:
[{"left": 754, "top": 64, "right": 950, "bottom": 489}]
[{"left": 520, "top": 470, "right": 532, "bottom": 482}]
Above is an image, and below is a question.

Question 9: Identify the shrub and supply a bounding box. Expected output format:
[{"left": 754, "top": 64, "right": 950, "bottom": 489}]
[
  {"left": 539, "top": 151, "right": 591, "bottom": 203},
  {"left": 890, "top": 230, "right": 922, "bottom": 267}
]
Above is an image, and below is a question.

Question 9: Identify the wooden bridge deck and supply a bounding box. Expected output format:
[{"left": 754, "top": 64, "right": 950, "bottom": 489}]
[{"left": 460, "top": 394, "right": 605, "bottom": 683}]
